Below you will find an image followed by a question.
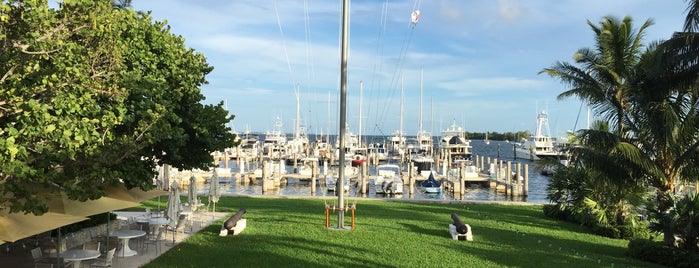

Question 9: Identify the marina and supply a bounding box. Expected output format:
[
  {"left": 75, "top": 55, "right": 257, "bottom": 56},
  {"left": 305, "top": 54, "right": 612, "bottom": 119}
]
[{"left": 169, "top": 139, "right": 552, "bottom": 204}]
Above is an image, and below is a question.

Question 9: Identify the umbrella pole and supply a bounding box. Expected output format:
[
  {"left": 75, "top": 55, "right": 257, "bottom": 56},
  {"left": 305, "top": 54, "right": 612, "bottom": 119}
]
[
  {"left": 56, "top": 227, "right": 61, "bottom": 268},
  {"left": 106, "top": 212, "right": 110, "bottom": 254}
]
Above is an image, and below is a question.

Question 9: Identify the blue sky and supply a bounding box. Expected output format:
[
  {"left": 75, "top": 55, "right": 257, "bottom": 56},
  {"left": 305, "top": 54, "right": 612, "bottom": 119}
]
[{"left": 132, "top": 0, "right": 688, "bottom": 137}]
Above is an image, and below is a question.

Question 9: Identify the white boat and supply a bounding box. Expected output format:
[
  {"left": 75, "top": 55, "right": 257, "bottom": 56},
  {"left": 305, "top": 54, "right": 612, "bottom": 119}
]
[
  {"left": 325, "top": 175, "right": 349, "bottom": 192},
  {"left": 285, "top": 88, "right": 310, "bottom": 164},
  {"left": 238, "top": 129, "right": 260, "bottom": 159},
  {"left": 312, "top": 139, "right": 331, "bottom": 160},
  {"left": 334, "top": 131, "right": 360, "bottom": 159},
  {"left": 263, "top": 117, "right": 287, "bottom": 159},
  {"left": 411, "top": 68, "right": 435, "bottom": 176},
  {"left": 368, "top": 142, "right": 388, "bottom": 162},
  {"left": 438, "top": 120, "right": 472, "bottom": 163},
  {"left": 297, "top": 157, "right": 319, "bottom": 178},
  {"left": 416, "top": 130, "right": 434, "bottom": 156},
  {"left": 515, "top": 111, "right": 567, "bottom": 160},
  {"left": 374, "top": 164, "right": 403, "bottom": 195},
  {"left": 411, "top": 152, "right": 434, "bottom": 178},
  {"left": 390, "top": 76, "right": 407, "bottom": 157},
  {"left": 389, "top": 132, "right": 406, "bottom": 156},
  {"left": 252, "top": 160, "right": 287, "bottom": 177}
]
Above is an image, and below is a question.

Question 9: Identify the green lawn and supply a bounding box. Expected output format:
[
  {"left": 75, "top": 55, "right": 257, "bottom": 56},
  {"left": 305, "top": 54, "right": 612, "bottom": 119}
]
[{"left": 140, "top": 196, "right": 660, "bottom": 268}]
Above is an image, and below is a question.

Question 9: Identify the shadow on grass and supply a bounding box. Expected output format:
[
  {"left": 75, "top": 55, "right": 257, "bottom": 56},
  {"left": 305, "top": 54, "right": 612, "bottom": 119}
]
[{"left": 140, "top": 196, "right": 660, "bottom": 268}]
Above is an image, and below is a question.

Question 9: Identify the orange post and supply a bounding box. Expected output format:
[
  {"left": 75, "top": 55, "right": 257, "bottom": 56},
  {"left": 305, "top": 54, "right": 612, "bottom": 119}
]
[{"left": 350, "top": 206, "right": 355, "bottom": 230}]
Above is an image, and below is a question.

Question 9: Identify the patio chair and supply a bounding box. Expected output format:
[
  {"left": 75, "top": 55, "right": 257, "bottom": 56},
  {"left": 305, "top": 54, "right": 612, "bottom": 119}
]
[
  {"left": 83, "top": 241, "right": 101, "bottom": 252},
  {"left": 89, "top": 248, "right": 115, "bottom": 267},
  {"left": 103, "top": 237, "right": 120, "bottom": 258},
  {"left": 31, "top": 247, "right": 49, "bottom": 263},
  {"left": 135, "top": 221, "right": 150, "bottom": 248},
  {"left": 32, "top": 248, "right": 66, "bottom": 268},
  {"left": 143, "top": 228, "right": 164, "bottom": 255},
  {"left": 166, "top": 214, "right": 188, "bottom": 243}
]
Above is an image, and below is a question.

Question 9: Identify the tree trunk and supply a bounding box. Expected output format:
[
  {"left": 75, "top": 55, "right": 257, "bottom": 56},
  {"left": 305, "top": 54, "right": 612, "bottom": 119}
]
[{"left": 657, "top": 191, "right": 679, "bottom": 247}]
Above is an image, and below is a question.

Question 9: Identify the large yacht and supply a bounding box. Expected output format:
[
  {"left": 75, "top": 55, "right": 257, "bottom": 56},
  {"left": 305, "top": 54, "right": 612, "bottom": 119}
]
[
  {"left": 438, "top": 120, "right": 472, "bottom": 163},
  {"left": 238, "top": 129, "right": 260, "bottom": 159},
  {"left": 263, "top": 117, "right": 287, "bottom": 159},
  {"left": 515, "top": 111, "right": 566, "bottom": 160}
]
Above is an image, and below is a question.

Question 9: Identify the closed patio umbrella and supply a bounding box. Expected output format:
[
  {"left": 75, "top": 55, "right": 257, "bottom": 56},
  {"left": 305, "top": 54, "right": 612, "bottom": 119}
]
[
  {"left": 208, "top": 169, "right": 221, "bottom": 216},
  {"left": 165, "top": 182, "right": 180, "bottom": 229},
  {"left": 187, "top": 176, "right": 198, "bottom": 211}
]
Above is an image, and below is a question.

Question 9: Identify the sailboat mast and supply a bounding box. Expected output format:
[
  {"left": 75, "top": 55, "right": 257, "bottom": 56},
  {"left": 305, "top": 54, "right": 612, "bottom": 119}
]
[
  {"left": 295, "top": 85, "right": 300, "bottom": 139},
  {"left": 358, "top": 81, "right": 363, "bottom": 147},
  {"left": 327, "top": 91, "right": 331, "bottom": 144},
  {"left": 419, "top": 68, "right": 423, "bottom": 135},
  {"left": 400, "top": 75, "right": 404, "bottom": 137}
]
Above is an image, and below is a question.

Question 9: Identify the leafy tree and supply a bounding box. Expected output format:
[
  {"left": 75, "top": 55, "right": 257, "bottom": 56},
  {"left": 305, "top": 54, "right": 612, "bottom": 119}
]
[{"left": 0, "top": 0, "right": 236, "bottom": 214}]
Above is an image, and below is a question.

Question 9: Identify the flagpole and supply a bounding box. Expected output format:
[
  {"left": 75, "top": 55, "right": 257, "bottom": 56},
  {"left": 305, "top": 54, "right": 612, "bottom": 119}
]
[{"left": 336, "top": 0, "right": 349, "bottom": 230}]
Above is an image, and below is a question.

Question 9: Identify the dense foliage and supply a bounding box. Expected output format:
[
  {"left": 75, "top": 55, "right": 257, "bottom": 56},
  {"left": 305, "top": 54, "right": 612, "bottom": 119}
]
[
  {"left": 541, "top": 3, "right": 699, "bottom": 265},
  {"left": 0, "top": 0, "right": 236, "bottom": 215}
]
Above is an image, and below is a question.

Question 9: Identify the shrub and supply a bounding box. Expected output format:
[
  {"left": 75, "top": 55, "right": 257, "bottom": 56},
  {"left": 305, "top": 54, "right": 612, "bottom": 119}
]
[
  {"left": 593, "top": 224, "right": 621, "bottom": 239},
  {"left": 543, "top": 204, "right": 573, "bottom": 221},
  {"left": 627, "top": 239, "right": 675, "bottom": 266},
  {"left": 618, "top": 222, "right": 652, "bottom": 240},
  {"left": 628, "top": 239, "right": 699, "bottom": 267}
]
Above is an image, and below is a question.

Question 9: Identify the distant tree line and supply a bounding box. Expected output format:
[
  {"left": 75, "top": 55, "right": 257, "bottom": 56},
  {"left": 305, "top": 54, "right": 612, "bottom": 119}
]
[{"left": 465, "top": 131, "right": 531, "bottom": 142}]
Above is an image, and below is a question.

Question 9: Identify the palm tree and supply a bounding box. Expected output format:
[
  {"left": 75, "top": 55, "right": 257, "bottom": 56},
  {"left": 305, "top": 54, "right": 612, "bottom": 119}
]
[
  {"left": 540, "top": 16, "right": 653, "bottom": 135},
  {"left": 542, "top": 12, "right": 699, "bottom": 247},
  {"left": 624, "top": 32, "right": 699, "bottom": 246},
  {"left": 684, "top": 0, "right": 699, "bottom": 32},
  {"left": 548, "top": 120, "right": 649, "bottom": 227}
]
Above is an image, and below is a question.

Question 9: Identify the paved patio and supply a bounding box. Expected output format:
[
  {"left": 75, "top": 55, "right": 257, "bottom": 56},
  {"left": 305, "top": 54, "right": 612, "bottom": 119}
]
[
  {"left": 111, "top": 211, "right": 228, "bottom": 268},
  {"left": 0, "top": 210, "right": 229, "bottom": 268}
]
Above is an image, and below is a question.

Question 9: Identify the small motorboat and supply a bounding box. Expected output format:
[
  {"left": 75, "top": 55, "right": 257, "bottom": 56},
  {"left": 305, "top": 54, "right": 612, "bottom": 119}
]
[
  {"left": 325, "top": 175, "right": 350, "bottom": 192},
  {"left": 374, "top": 164, "right": 403, "bottom": 195},
  {"left": 420, "top": 172, "right": 441, "bottom": 194}
]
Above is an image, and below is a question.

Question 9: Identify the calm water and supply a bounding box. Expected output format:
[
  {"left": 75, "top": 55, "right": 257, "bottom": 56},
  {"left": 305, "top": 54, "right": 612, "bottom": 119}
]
[{"left": 203, "top": 140, "right": 550, "bottom": 203}]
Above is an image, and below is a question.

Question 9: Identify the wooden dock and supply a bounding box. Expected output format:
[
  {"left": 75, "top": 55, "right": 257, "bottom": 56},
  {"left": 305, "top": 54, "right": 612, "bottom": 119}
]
[{"left": 170, "top": 153, "right": 529, "bottom": 198}]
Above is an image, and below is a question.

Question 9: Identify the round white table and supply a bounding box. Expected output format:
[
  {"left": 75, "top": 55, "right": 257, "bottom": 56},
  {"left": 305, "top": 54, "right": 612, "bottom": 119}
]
[
  {"left": 147, "top": 217, "right": 170, "bottom": 234},
  {"left": 109, "top": 229, "right": 146, "bottom": 257},
  {"left": 148, "top": 217, "right": 170, "bottom": 225},
  {"left": 50, "top": 249, "right": 100, "bottom": 268}
]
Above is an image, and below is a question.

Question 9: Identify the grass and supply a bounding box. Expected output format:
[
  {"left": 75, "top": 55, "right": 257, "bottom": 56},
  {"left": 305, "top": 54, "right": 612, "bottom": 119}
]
[{"left": 138, "top": 196, "right": 660, "bottom": 268}]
